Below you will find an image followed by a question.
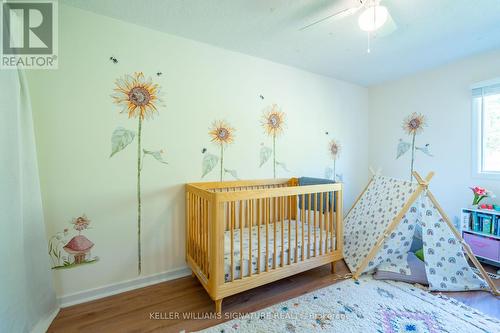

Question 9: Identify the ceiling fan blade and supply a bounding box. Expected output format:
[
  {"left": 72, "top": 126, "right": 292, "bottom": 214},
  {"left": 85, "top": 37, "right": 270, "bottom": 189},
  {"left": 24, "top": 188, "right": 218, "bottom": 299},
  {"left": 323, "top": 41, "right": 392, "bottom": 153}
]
[
  {"left": 375, "top": 12, "right": 397, "bottom": 37},
  {"left": 299, "top": 5, "right": 363, "bottom": 31}
]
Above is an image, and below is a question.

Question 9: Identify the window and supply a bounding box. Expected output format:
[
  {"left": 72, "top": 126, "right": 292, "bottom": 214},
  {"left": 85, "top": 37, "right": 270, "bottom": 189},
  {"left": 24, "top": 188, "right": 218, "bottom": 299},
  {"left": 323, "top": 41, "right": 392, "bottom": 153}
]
[{"left": 472, "top": 81, "right": 500, "bottom": 179}]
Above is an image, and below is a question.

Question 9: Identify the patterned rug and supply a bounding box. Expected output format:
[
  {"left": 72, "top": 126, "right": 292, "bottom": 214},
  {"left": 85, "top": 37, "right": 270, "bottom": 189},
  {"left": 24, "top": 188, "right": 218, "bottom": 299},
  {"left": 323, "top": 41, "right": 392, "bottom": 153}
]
[{"left": 198, "top": 276, "right": 499, "bottom": 333}]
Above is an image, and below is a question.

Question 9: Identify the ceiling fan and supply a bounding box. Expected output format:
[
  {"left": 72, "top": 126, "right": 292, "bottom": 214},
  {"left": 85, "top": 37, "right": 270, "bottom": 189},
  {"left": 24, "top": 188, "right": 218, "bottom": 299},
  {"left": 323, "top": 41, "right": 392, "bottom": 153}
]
[{"left": 299, "top": 0, "right": 395, "bottom": 52}]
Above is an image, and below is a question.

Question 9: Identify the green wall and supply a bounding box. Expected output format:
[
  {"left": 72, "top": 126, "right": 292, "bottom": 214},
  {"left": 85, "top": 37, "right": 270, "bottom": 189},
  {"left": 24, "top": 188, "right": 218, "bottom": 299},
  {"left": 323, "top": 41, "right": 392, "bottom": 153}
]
[{"left": 27, "top": 4, "right": 369, "bottom": 299}]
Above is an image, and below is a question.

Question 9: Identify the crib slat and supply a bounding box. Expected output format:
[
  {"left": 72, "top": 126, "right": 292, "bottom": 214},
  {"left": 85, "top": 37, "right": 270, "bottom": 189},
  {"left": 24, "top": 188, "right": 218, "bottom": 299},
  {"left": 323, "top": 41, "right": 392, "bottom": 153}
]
[
  {"left": 198, "top": 196, "right": 201, "bottom": 266},
  {"left": 187, "top": 193, "right": 190, "bottom": 260},
  {"left": 280, "top": 196, "right": 284, "bottom": 267},
  {"left": 200, "top": 197, "right": 204, "bottom": 273},
  {"left": 307, "top": 193, "right": 311, "bottom": 259},
  {"left": 301, "top": 194, "right": 305, "bottom": 261},
  {"left": 195, "top": 194, "right": 199, "bottom": 264},
  {"left": 335, "top": 190, "right": 342, "bottom": 252},
  {"left": 287, "top": 196, "right": 291, "bottom": 265},
  {"left": 319, "top": 193, "right": 323, "bottom": 255},
  {"left": 248, "top": 199, "right": 253, "bottom": 277},
  {"left": 257, "top": 198, "right": 261, "bottom": 274},
  {"left": 191, "top": 193, "right": 195, "bottom": 263},
  {"left": 314, "top": 193, "right": 317, "bottom": 257},
  {"left": 197, "top": 196, "right": 201, "bottom": 272},
  {"left": 295, "top": 195, "right": 298, "bottom": 263},
  {"left": 325, "top": 193, "right": 329, "bottom": 253},
  {"left": 331, "top": 191, "right": 335, "bottom": 251},
  {"left": 239, "top": 200, "right": 243, "bottom": 279},
  {"left": 274, "top": 197, "right": 277, "bottom": 269},
  {"left": 204, "top": 198, "right": 208, "bottom": 275},
  {"left": 265, "top": 197, "right": 269, "bottom": 272},
  {"left": 230, "top": 201, "right": 235, "bottom": 282}
]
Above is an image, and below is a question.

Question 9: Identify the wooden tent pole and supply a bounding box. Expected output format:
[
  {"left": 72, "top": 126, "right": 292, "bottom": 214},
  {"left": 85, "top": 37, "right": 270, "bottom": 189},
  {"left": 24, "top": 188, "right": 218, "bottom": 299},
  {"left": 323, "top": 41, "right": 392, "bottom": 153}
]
[
  {"left": 353, "top": 172, "right": 435, "bottom": 279},
  {"left": 425, "top": 189, "right": 499, "bottom": 296}
]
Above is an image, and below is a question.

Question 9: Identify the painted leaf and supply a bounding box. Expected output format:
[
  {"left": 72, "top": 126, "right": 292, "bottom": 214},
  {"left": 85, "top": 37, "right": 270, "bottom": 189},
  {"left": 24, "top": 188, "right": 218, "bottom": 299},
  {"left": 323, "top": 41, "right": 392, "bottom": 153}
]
[
  {"left": 276, "top": 161, "right": 289, "bottom": 172},
  {"left": 110, "top": 127, "right": 135, "bottom": 157},
  {"left": 224, "top": 168, "right": 239, "bottom": 180},
  {"left": 416, "top": 144, "right": 433, "bottom": 157},
  {"left": 143, "top": 149, "right": 168, "bottom": 164},
  {"left": 202, "top": 153, "right": 219, "bottom": 178},
  {"left": 259, "top": 146, "right": 273, "bottom": 167},
  {"left": 325, "top": 167, "right": 333, "bottom": 180},
  {"left": 396, "top": 140, "right": 411, "bottom": 159}
]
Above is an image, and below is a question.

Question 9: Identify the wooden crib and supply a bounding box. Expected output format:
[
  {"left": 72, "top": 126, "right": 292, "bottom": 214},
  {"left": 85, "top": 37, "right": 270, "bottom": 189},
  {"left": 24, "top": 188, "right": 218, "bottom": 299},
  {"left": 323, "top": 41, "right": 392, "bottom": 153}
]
[{"left": 185, "top": 178, "right": 343, "bottom": 313}]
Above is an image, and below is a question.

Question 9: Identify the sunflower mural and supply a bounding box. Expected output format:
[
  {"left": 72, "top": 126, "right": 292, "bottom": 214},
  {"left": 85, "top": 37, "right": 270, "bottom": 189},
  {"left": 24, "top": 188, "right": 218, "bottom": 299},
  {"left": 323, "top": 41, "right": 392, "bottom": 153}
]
[
  {"left": 396, "top": 112, "right": 432, "bottom": 180},
  {"left": 325, "top": 139, "right": 342, "bottom": 182},
  {"left": 259, "top": 104, "right": 288, "bottom": 178},
  {"left": 202, "top": 120, "right": 238, "bottom": 181},
  {"left": 110, "top": 72, "right": 167, "bottom": 275}
]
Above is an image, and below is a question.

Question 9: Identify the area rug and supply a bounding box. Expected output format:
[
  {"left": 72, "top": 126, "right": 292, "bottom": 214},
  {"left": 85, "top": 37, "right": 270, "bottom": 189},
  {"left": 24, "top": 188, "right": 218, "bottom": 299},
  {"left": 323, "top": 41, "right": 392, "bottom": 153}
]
[{"left": 198, "top": 276, "right": 499, "bottom": 333}]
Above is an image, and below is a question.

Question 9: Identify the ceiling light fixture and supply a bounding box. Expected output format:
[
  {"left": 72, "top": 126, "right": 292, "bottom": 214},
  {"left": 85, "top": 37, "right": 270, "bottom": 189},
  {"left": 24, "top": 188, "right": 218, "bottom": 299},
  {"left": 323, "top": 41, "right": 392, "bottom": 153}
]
[{"left": 358, "top": 4, "right": 388, "bottom": 32}]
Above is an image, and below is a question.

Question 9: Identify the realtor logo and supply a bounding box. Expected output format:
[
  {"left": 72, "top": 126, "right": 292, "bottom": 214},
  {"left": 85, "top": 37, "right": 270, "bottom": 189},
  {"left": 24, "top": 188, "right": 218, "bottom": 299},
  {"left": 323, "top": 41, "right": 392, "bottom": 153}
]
[{"left": 1, "top": 1, "right": 58, "bottom": 69}]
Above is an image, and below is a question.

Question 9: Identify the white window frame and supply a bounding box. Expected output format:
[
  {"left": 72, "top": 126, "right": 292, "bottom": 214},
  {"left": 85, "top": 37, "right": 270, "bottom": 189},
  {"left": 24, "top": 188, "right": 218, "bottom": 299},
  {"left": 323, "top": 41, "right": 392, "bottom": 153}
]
[{"left": 471, "top": 78, "right": 500, "bottom": 180}]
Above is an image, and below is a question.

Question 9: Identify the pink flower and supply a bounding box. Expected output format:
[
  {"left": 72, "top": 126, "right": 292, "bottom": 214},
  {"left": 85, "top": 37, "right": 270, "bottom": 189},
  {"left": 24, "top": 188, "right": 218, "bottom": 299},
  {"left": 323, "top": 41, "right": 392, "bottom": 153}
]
[
  {"left": 471, "top": 186, "right": 487, "bottom": 196},
  {"left": 470, "top": 186, "right": 494, "bottom": 205}
]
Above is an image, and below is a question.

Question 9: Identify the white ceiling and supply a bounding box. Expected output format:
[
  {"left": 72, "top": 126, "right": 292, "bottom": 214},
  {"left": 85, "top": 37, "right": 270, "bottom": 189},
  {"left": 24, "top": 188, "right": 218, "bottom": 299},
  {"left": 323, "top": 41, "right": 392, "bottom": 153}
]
[{"left": 63, "top": 0, "right": 500, "bottom": 86}]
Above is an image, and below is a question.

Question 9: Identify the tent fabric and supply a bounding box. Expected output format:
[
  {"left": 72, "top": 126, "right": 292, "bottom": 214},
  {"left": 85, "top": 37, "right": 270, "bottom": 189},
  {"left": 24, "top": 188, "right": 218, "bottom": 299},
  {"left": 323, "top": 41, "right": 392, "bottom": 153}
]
[
  {"left": 368, "top": 206, "right": 418, "bottom": 275},
  {"left": 343, "top": 175, "right": 418, "bottom": 273},
  {"left": 344, "top": 175, "right": 488, "bottom": 292},
  {"left": 419, "top": 195, "right": 486, "bottom": 291}
]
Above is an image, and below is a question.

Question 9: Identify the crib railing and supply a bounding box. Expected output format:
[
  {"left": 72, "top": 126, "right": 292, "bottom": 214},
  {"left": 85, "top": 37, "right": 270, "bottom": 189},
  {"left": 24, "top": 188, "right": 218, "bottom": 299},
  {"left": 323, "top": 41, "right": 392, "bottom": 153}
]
[{"left": 186, "top": 178, "right": 343, "bottom": 308}]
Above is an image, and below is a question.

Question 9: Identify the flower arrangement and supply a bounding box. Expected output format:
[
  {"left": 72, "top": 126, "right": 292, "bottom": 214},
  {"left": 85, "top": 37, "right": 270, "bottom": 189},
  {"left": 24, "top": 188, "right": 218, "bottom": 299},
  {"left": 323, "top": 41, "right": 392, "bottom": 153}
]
[
  {"left": 260, "top": 104, "right": 287, "bottom": 178},
  {"left": 470, "top": 186, "right": 495, "bottom": 205},
  {"left": 110, "top": 72, "right": 167, "bottom": 275},
  {"left": 396, "top": 112, "right": 432, "bottom": 181}
]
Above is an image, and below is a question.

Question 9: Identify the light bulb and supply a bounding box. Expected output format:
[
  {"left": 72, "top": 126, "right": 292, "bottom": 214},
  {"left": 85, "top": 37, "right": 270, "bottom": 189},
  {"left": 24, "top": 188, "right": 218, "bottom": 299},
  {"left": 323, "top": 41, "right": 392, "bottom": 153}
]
[{"left": 358, "top": 5, "right": 388, "bottom": 32}]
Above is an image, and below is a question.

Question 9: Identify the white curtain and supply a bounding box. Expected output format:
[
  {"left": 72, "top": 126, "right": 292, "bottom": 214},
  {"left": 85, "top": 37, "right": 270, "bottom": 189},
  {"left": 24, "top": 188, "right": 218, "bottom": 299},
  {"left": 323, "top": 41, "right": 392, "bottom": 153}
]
[{"left": 0, "top": 69, "right": 58, "bottom": 332}]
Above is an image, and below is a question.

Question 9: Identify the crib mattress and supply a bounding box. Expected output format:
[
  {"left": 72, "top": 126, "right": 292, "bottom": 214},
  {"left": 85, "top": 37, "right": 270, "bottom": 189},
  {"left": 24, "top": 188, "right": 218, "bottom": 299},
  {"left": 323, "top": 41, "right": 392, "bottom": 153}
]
[{"left": 224, "top": 220, "right": 336, "bottom": 281}]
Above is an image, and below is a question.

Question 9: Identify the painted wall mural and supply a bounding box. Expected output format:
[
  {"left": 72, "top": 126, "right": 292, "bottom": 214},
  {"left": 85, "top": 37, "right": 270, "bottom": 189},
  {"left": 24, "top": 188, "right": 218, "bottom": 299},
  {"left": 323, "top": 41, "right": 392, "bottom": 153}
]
[
  {"left": 396, "top": 112, "right": 432, "bottom": 180},
  {"left": 110, "top": 72, "right": 167, "bottom": 275},
  {"left": 325, "top": 139, "right": 342, "bottom": 182},
  {"left": 202, "top": 120, "right": 239, "bottom": 181},
  {"left": 48, "top": 215, "right": 98, "bottom": 269},
  {"left": 259, "top": 104, "right": 288, "bottom": 178}
]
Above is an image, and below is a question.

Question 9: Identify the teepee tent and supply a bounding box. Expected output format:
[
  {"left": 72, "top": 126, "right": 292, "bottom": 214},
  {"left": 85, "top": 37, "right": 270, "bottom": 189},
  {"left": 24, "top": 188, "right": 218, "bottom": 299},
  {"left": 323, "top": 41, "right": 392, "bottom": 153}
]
[{"left": 344, "top": 171, "right": 498, "bottom": 295}]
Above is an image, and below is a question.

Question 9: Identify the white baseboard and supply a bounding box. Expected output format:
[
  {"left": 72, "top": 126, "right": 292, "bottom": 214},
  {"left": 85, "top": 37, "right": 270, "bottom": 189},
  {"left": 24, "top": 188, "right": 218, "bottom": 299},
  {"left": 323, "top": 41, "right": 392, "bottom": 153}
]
[
  {"left": 30, "top": 308, "right": 60, "bottom": 333},
  {"left": 58, "top": 266, "right": 191, "bottom": 308}
]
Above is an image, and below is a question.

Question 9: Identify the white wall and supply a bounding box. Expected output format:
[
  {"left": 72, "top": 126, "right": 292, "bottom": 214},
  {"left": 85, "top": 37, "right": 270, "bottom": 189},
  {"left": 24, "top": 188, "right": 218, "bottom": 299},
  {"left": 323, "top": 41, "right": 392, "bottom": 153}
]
[
  {"left": 368, "top": 49, "right": 500, "bottom": 222},
  {"left": 27, "top": 5, "right": 369, "bottom": 300}
]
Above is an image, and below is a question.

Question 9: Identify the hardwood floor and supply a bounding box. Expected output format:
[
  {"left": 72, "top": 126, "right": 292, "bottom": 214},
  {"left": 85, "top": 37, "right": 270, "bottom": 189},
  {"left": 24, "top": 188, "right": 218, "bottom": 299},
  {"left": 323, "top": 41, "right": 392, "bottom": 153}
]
[{"left": 48, "top": 261, "right": 499, "bottom": 333}]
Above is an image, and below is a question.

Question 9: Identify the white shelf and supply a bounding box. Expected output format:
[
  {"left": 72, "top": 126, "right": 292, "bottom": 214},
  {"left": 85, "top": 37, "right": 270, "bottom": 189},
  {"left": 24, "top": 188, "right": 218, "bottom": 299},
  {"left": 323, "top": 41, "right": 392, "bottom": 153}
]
[
  {"left": 462, "top": 207, "right": 500, "bottom": 216},
  {"left": 463, "top": 229, "right": 500, "bottom": 240},
  {"left": 461, "top": 208, "right": 500, "bottom": 239}
]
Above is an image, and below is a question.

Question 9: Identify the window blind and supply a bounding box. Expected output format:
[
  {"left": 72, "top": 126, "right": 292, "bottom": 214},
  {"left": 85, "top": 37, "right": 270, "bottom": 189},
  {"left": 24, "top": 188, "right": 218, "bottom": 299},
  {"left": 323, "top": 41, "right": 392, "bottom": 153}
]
[{"left": 472, "top": 83, "right": 500, "bottom": 97}]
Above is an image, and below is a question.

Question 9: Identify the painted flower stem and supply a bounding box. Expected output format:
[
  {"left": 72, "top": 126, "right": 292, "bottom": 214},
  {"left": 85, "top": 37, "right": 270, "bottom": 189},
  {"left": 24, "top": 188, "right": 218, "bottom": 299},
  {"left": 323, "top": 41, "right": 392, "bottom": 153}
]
[
  {"left": 220, "top": 144, "right": 224, "bottom": 182},
  {"left": 137, "top": 117, "right": 142, "bottom": 275},
  {"left": 410, "top": 132, "right": 416, "bottom": 181},
  {"left": 333, "top": 159, "right": 336, "bottom": 182},
  {"left": 273, "top": 134, "right": 276, "bottom": 179}
]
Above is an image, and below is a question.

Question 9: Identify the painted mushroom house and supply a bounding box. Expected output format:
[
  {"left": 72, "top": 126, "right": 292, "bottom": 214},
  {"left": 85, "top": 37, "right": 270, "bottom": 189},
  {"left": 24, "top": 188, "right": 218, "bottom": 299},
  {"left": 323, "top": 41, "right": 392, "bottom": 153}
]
[{"left": 63, "top": 235, "right": 94, "bottom": 264}]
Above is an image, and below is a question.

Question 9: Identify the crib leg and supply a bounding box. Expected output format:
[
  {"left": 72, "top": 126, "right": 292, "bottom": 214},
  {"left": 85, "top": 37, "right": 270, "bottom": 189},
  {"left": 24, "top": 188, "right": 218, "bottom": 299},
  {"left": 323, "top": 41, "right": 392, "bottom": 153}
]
[
  {"left": 215, "top": 298, "right": 223, "bottom": 314},
  {"left": 330, "top": 262, "right": 335, "bottom": 274}
]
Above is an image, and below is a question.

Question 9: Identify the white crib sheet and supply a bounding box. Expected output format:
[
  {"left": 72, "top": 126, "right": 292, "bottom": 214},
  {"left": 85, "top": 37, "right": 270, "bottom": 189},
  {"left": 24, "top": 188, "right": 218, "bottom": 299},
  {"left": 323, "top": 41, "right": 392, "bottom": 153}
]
[{"left": 223, "top": 220, "right": 336, "bottom": 281}]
